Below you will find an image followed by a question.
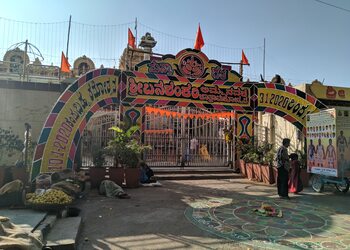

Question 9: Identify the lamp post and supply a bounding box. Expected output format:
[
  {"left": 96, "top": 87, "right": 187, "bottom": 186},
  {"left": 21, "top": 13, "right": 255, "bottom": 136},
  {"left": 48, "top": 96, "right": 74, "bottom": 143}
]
[{"left": 24, "top": 123, "right": 31, "bottom": 171}]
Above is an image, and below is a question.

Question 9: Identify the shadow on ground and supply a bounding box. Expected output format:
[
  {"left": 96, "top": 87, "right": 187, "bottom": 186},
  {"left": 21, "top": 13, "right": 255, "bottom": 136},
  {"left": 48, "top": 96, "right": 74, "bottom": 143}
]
[{"left": 76, "top": 178, "right": 350, "bottom": 250}]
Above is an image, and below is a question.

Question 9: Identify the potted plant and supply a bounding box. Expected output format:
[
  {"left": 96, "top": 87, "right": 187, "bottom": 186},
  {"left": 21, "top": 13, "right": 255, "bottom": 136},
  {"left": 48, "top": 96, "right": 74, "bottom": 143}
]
[
  {"left": 236, "top": 138, "right": 253, "bottom": 178},
  {"left": 121, "top": 147, "right": 140, "bottom": 188},
  {"left": 260, "top": 151, "right": 276, "bottom": 185},
  {"left": 242, "top": 152, "right": 259, "bottom": 180},
  {"left": 237, "top": 157, "right": 246, "bottom": 177},
  {"left": 240, "top": 139, "right": 275, "bottom": 184},
  {"left": 89, "top": 149, "right": 107, "bottom": 188},
  {"left": 106, "top": 125, "right": 151, "bottom": 188},
  {"left": 108, "top": 166, "right": 124, "bottom": 187}
]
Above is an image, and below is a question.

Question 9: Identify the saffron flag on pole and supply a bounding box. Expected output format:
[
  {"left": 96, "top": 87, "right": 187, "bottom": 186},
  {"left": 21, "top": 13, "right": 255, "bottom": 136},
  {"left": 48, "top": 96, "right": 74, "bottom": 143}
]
[
  {"left": 60, "top": 51, "right": 70, "bottom": 73},
  {"left": 128, "top": 28, "right": 136, "bottom": 49},
  {"left": 194, "top": 24, "right": 204, "bottom": 51},
  {"left": 242, "top": 50, "right": 250, "bottom": 65}
]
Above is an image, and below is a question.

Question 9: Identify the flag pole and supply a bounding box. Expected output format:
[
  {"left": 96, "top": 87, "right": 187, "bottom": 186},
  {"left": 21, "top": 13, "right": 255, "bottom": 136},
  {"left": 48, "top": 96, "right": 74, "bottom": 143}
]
[
  {"left": 263, "top": 38, "right": 266, "bottom": 80},
  {"left": 239, "top": 61, "right": 243, "bottom": 78},
  {"left": 135, "top": 17, "right": 138, "bottom": 48},
  {"left": 66, "top": 15, "right": 72, "bottom": 60}
]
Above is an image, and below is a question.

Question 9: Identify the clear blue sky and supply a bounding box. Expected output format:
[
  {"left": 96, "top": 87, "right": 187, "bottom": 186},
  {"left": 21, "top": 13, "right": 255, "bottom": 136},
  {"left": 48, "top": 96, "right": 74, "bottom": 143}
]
[{"left": 2, "top": 0, "right": 350, "bottom": 86}]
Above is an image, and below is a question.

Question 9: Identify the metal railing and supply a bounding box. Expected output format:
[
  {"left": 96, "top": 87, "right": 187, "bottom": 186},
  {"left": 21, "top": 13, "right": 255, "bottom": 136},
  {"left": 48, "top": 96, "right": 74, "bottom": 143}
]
[{"left": 0, "top": 60, "right": 63, "bottom": 83}]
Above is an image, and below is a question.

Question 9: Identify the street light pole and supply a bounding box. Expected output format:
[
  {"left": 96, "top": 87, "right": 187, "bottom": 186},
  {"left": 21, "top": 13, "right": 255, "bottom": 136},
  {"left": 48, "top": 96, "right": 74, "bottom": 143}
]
[{"left": 24, "top": 123, "right": 31, "bottom": 171}]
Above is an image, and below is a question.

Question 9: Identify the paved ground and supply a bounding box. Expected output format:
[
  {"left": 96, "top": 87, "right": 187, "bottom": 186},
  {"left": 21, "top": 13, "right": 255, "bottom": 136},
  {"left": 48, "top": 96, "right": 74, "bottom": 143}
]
[{"left": 76, "top": 178, "right": 350, "bottom": 250}]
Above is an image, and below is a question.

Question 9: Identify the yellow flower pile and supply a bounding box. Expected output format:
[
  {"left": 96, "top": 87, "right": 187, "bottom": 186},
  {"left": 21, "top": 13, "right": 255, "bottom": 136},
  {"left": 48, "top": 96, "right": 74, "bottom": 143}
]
[{"left": 26, "top": 189, "right": 72, "bottom": 205}]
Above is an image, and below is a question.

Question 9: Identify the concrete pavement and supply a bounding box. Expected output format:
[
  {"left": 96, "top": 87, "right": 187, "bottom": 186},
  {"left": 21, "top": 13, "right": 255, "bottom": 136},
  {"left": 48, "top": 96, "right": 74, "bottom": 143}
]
[{"left": 76, "top": 178, "right": 350, "bottom": 250}]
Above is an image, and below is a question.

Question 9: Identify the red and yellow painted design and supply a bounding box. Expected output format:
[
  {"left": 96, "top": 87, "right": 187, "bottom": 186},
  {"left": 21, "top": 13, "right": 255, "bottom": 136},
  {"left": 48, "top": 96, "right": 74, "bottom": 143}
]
[{"left": 136, "top": 49, "right": 241, "bottom": 82}]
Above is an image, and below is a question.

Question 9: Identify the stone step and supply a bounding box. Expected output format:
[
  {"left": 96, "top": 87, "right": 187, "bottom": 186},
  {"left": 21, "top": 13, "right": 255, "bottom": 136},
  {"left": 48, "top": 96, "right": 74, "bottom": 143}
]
[
  {"left": 153, "top": 167, "right": 241, "bottom": 180},
  {"left": 44, "top": 216, "right": 82, "bottom": 250},
  {"left": 154, "top": 170, "right": 237, "bottom": 175},
  {"left": 35, "top": 214, "right": 57, "bottom": 240},
  {"left": 153, "top": 167, "right": 238, "bottom": 175},
  {"left": 154, "top": 173, "right": 241, "bottom": 180}
]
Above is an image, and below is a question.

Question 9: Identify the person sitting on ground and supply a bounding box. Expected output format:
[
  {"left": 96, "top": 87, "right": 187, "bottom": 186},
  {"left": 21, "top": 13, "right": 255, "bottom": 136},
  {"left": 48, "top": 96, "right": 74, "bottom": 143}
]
[
  {"left": 0, "top": 180, "right": 23, "bottom": 196},
  {"left": 99, "top": 180, "right": 130, "bottom": 199},
  {"left": 50, "top": 170, "right": 83, "bottom": 199},
  {"left": 140, "top": 162, "right": 155, "bottom": 184}
]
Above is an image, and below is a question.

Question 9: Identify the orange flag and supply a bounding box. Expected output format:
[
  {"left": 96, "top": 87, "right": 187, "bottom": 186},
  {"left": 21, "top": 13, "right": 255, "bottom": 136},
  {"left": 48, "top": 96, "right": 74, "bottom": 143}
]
[
  {"left": 194, "top": 24, "right": 205, "bottom": 51},
  {"left": 128, "top": 28, "right": 136, "bottom": 49},
  {"left": 60, "top": 51, "right": 70, "bottom": 73},
  {"left": 242, "top": 50, "right": 250, "bottom": 65}
]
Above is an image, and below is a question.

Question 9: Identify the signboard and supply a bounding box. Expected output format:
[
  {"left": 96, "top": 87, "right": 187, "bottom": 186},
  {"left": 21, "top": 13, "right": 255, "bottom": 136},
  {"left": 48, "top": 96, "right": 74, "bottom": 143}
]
[
  {"left": 335, "top": 108, "right": 350, "bottom": 177},
  {"left": 122, "top": 49, "right": 250, "bottom": 110},
  {"left": 310, "top": 81, "right": 350, "bottom": 101},
  {"left": 256, "top": 85, "right": 323, "bottom": 132},
  {"left": 306, "top": 109, "right": 337, "bottom": 176},
  {"left": 123, "top": 75, "right": 251, "bottom": 109},
  {"left": 42, "top": 75, "right": 118, "bottom": 172}
]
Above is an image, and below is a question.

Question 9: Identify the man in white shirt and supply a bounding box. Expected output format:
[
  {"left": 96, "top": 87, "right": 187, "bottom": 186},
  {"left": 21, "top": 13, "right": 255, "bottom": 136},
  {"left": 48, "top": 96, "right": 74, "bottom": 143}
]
[{"left": 190, "top": 137, "right": 199, "bottom": 159}]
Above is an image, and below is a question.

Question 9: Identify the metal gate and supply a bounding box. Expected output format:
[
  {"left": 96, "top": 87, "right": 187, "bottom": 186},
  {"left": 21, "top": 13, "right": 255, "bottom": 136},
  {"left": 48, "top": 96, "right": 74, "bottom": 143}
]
[
  {"left": 143, "top": 106, "right": 234, "bottom": 167},
  {"left": 80, "top": 106, "right": 120, "bottom": 167}
]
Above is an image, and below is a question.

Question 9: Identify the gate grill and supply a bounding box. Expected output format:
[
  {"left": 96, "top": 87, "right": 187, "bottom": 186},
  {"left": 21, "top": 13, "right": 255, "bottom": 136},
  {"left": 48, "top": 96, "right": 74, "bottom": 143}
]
[
  {"left": 144, "top": 106, "right": 234, "bottom": 167},
  {"left": 81, "top": 108, "right": 120, "bottom": 167}
]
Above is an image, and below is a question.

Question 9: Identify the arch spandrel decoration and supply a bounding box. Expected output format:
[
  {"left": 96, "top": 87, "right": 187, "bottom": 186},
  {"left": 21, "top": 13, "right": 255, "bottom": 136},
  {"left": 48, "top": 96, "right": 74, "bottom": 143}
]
[
  {"left": 31, "top": 68, "right": 121, "bottom": 180},
  {"left": 32, "top": 48, "right": 327, "bottom": 180},
  {"left": 252, "top": 83, "right": 327, "bottom": 133}
]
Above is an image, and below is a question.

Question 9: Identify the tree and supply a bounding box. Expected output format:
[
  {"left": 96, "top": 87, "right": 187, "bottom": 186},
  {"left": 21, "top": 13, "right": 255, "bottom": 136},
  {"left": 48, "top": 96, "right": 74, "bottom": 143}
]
[{"left": 0, "top": 128, "right": 24, "bottom": 165}]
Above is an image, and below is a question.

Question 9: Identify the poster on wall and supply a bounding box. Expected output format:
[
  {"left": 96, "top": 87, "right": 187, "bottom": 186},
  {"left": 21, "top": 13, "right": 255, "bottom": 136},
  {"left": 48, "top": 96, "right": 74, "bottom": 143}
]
[
  {"left": 306, "top": 109, "right": 337, "bottom": 177},
  {"left": 335, "top": 108, "right": 350, "bottom": 177}
]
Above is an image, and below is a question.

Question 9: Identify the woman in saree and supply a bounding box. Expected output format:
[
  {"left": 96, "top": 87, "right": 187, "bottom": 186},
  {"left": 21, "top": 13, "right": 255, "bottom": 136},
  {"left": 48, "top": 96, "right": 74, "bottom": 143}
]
[{"left": 288, "top": 153, "right": 303, "bottom": 194}]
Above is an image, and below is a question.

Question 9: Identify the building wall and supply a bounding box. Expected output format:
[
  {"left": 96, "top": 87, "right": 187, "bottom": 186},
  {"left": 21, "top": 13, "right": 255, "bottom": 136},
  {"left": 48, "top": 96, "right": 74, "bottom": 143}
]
[{"left": 0, "top": 84, "right": 61, "bottom": 165}]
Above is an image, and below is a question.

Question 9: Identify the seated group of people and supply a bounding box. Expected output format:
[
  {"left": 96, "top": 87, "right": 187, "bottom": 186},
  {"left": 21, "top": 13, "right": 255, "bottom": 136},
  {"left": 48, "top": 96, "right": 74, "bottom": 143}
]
[{"left": 26, "top": 161, "right": 157, "bottom": 200}]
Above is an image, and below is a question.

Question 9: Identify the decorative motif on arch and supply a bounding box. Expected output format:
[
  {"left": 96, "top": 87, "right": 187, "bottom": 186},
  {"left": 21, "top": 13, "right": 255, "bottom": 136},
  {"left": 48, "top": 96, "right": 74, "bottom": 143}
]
[
  {"left": 238, "top": 115, "right": 252, "bottom": 139},
  {"left": 135, "top": 48, "right": 242, "bottom": 81},
  {"left": 31, "top": 68, "right": 121, "bottom": 180},
  {"left": 124, "top": 107, "right": 141, "bottom": 127}
]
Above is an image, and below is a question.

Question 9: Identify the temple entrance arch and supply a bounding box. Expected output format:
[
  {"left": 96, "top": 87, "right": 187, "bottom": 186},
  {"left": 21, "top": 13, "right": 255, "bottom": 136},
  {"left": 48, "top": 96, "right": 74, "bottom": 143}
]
[{"left": 32, "top": 48, "right": 327, "bottom": 180}]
